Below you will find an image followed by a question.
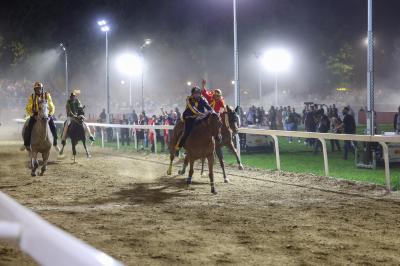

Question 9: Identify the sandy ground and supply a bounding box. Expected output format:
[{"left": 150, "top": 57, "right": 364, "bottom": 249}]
[{"left": 1, "top": 141, "right": 400, "bottom": 266}]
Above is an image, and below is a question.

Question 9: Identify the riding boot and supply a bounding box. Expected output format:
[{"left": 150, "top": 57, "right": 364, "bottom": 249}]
[
  {"left": 24, "top": 117, "right": 36, "bottom": 150},
  {"left": 83, "top": 122, "right": 95, "bottom": 142},
  {"left": 48, "top": 118, "right": 58, "bottom": 146}
]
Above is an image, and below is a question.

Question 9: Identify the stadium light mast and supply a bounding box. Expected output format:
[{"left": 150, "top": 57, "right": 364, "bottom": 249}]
[
  {"left": 232, "top": 0, "right": 241, "bottom": 158},
  {"left": 116, "top": 53, "right": 143, "bottom": 107},
  {"left": 366, "top": 0, "right": 375, "bottom": 135},
  {"left": 97, "top": 19, "right": 110, "bottom": 122},
  {"left": 59, "top": 43, "right": 68, "bottom": 99},
  {"left": 261, "top": 48, "right": 292, "bottom": 106},
  {"left": 254, "top": 52, "right": 263, "bottom": 103},
  {"left": 140, "top": 38, "right": 152, "bottom": 113}
]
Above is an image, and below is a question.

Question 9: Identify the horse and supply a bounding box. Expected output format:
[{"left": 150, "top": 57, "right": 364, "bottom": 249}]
[
  {"left": 167, "top": 112, "right": 222, "bottom": 194},
  {"left": 178, "top": 105, "right": 243, "bottom": 183},
  {"left": 21, "top": 98, "right": 52, "bottom": 176},
  {"left": 59, "top": 106, "right": 91, "bottom": 162}
]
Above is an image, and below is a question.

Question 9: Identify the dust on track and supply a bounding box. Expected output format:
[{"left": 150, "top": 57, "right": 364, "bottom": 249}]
[{"left": 1, "top": 142, "right": 400, "bottom": 266}]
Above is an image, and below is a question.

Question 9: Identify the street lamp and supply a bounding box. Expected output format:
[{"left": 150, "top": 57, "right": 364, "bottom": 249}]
[
  {"left": 261, "top": 48, "right": 292, "bottom": 106},
  {"left": 59, "top": 43, "right": 68, "bottom": 99},
  {"left": 116, "top": 53, "right": 143, "bottom": 106},
  {"left": 140, "top": 38, "right": 152, "bottom": 112},
  {"left": 97, "top": 19, "right": 110, "bottom": 122},
  {"left": 254, "top": 52, "right": 262, "bottom": 103}
]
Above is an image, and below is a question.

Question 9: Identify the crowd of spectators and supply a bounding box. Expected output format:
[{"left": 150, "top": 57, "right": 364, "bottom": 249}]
[{"left": 239, "top": 103, "right": 357, "bottom": 159}]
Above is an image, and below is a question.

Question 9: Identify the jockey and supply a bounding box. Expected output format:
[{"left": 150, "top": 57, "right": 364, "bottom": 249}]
[
  {"left": 61, "top": 90, "right": 94, "bottom": 145},
  {"left": 175, "top": 86, "right": 213, "bottom": 151},
  {"left": 24, "top": 82, "right": 58, "bottom": 150},
  {"left": 201, "top": 79, "right": 225, "bottom": 113}
]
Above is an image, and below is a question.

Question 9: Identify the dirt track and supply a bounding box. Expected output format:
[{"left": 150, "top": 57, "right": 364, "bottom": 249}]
[{"left": 1, "top": 141, "right": 400, "bottom": 266}]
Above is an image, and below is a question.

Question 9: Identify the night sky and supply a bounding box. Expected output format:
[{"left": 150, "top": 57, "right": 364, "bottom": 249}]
[{"left": 1, "top": 0, "right": 400, "bottom": 109}]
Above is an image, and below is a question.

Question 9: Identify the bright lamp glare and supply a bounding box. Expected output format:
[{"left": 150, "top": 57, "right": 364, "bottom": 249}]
[
  {"left": 145, "top": 39, "right": 152, "bottom": 45},
  {"left": 97, "top": 20, "right": 107, "bottom": 26},
  {"left": 116, "top": 53, "right": 143, "bottom": 77},
  {"left": 262, "top": 48, "right": 292, "bottom": 73},
  {"left": 100, "top": 25, "right": 110, "bottom": 32},
  {"left": 187, "top": 81, "right": 192, "bottom": 86}
]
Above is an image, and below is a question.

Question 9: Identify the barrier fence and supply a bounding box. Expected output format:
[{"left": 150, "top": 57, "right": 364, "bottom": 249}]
[
  {"left": 0, "top": 192, "right": 123, "bottom": 266},
  {"left": 7, "top": 118, "right": 400, "bottom": 263},
  {"left": 14, "top": 118, "right": 400, "bottom": 190}
]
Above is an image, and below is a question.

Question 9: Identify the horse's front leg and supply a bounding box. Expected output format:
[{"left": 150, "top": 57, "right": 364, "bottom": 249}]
[
  {"left": 187, "top": 159, "right": 194, "bottom": 186},
  {"left": 215, "top": 146, "right": 228, "bottom": 183},
  {"left": 167, "top": 152, "right": 174, "bottom": 175},
  {"left": 228, "top": 140, "right": 244, "bottom": 170},
  {"left": 207, "top": 154, "right": 217, "bottom": 194},
  {"left": 178, "top": 155, "right": 188, "bottom": 175},
  {"left": 40, "top": 152, "right": 49, "bottom": 176},
  {"left": 82, "top": 140, "right": 91, "bottom": 158},
  {"left": 72, "top": 142, "right": 77, "bottom": 163},
  {"left": 31, "top": 152, "right": 38, "bottom": 177}
]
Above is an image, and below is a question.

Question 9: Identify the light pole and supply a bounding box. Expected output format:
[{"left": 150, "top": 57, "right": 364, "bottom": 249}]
[
  {"left": 140, "top": 38, "right": 152, "bottom": 113},
  {"left": 59, "top": 43, "right": 68, "bottom": 99},
  {"left": 98, "top": 20, "right": 110, "bottom": 122},
  {"left": 366, "top": 0, "right": 375, "bottom": 135},
  {"left": 116, "top": 53, "right": 143, "bottom": 107},
  {"left": 232, "top": 0, "right": 241, "bottom": 158},
  {"left": 254, "top": 52, "right": 262, "bottom": 103},
  {"left": 261, "top": 48, "right": 292, "bottom": 106}
]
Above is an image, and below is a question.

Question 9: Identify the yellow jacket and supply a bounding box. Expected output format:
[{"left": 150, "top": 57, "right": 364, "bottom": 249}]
[{"left": 25, "top": 92, "right": 55, "bottom": 116}]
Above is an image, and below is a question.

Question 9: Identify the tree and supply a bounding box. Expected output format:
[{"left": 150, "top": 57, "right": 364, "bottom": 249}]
[{"left": 325, "top": 42, "right": 355, "bottom": 89}]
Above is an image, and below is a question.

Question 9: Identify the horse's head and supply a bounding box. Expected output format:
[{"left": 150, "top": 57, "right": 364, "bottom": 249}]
[
  {"left": 226, "top": 105, "right": 240, "bottom": 134},
  {"left": 207, "top": 112, "right": 222, "bottom": 137},
  {"left": 77, "top": 106, "right": 86, "bottom": 123},
  {"left": 37, "top": 98, "right": 49, "bottom": 120}
]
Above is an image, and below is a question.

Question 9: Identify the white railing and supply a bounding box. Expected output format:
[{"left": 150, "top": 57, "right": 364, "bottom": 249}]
[
  {"left": 0, "top": 192, "right": 123, "bottom": 266},
  {"left": 14, "top": 119, "right": 400, "bottom": 190}
]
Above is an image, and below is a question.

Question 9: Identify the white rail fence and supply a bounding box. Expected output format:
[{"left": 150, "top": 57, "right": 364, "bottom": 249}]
[
  {"left": 14, "top": 119, "right": 400, "bottom": 190},
  {"left": 0, "top": 192, "right": 123, "bottom": 266}
]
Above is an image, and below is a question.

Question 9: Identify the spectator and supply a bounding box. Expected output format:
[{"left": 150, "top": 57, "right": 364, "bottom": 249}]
[
  {"left": 314, "top": 109, "right": 330, "bottom": 153},
  {"left": 339, "top": 107, "right": 356, "bottom": 160},
  {"left": 304, "top": 105, "right": 317, "bottom": 146},
  {"left": 269, "top": 106, "right": 277, "bottom": 130},
  {"left": 330, "top": 114, "right": 342, "bottom": 152},
  {"left": 120, "top": 114, "right": 130, "bottom": 146},
  {"left": 286, "top": 109, "right": 297, "bottom": 143},
  {"left": 394, "top": 106, "right": 400, "bottom": 134},
  {"left": 131, "top": 109, "right": 138, "bottom": 124},
  {"left": 99, "top": 108, "right": 107, "bottom": 122}
]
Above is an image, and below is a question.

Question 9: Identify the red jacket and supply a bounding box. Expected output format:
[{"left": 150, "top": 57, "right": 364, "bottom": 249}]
[{"left": 201, "top": 88, "right": 225, "bottom": 113}]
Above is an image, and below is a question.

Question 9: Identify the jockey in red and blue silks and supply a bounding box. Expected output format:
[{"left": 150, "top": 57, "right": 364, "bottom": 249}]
[{"left": 175, "top": 86, "right": 213, "bottom": 151}]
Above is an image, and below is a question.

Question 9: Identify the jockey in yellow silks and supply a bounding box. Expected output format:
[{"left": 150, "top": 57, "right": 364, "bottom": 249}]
[{"left": 23, "top": 82, "right": 58, "bottom": 150}]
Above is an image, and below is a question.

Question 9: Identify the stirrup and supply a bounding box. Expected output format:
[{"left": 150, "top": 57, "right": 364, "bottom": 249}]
[{"left": 89, "top": 136, "right": 95, "bottom": 142}]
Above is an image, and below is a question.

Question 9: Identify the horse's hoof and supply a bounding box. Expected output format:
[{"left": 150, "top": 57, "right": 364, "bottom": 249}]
[
  {"left": 178, "top": 170, "right": 185, "bottom": 175},
  {"left": 167, "top": 170, "right": 172, "bottom": 175},
  {"left": 224, "top": 178, "right": 230, "bottom": 183},
  {"left": 238, "top": 164, "right": 244, "bottom": 170},
  {"left": 31, "top": 172, "right": 36, "bottom": 177},
  {"left": 211, "top": 187, "right": 217, "bottom": 195},
  {"left": 39, "top": 172, "right": 44, "bottom": 176},
  {"left": 187, "top": 177, "right": 192, "bottom": 185}
]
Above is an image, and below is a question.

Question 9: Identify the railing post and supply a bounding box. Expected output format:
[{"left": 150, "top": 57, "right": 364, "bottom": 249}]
[
  {"left": 379, "top": 141, "right": 391, "bottom": 191},
  {"left": 116, "top": 131, "right": 120, "bottom": 149},
  {"left": 134, "top": 130, "right": 138, "bottom": 150},
  {"left": 271, "top": 135, "right": 281, "bottom": 171},
  {"left": 101, "top": 129, "right": 104, "bottom": 148},
  {"left": 319, "top": 138, "right": 329, "bottom": 176}
]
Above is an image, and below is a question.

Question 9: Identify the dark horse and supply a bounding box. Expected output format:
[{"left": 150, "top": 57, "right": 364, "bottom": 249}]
[
  {"left": 178, "top": 105, "right": 242, "bottom": 182},
  {"left": 167, "top": 112, "right": 222, "bottom": 194},
  {"left": 59, "top": 106, "right": 91, "bottom": 162}
]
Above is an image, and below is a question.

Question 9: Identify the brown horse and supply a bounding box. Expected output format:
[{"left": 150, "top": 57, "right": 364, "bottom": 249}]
[
  {"left": 167, "top": 113, "right": 222, "bottom": 194},
  {"left": 178, "top": 105, "right": 243, "bottom": 182}
]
